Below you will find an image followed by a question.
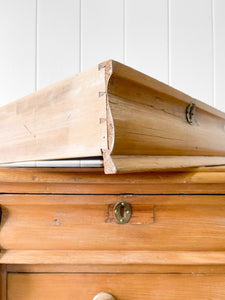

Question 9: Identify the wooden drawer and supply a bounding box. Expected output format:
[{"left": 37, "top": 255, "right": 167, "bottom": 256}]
[
  {"left": 8, "top": 273, "right": 225, "bottom": 300},
  {"left": 1, "top": 194, "right": 225, "bottom": 251}
]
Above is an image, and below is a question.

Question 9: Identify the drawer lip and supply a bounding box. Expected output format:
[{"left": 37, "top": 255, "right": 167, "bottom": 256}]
[
  {"left": 1, "top": 168, "right": 225, "bottom": 195},
  {"left": 1, "top": 250, "right": 225, "bottom": 265}
]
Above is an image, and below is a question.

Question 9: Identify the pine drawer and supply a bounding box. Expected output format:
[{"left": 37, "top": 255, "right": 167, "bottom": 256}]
[
  {"left": 7, "top": 273, "right": 225, "bottom": 300},
  {"left": 0, "top": 194, "right": 225, "bottom": 252}
]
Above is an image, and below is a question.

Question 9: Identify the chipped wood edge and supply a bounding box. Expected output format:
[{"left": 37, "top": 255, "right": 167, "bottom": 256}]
[{"left": 99, "top": 60, "right": 116, "bottom": 174}]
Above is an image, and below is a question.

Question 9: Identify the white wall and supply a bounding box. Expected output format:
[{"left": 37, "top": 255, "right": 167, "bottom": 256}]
[{"left": 0, "top": 0, "right": 225, "bottom": 111}]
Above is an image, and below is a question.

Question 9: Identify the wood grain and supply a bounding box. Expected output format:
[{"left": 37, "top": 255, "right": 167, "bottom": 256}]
[
  {"left": 7, "top": 273, "right": 225, "bottom": 300},
  {"left": 1, "top": 60, "right": 225, "bottom": 173},
  {"left": 0, "top": 64, "right": 107, "bottom": 163},
  {"left": 103, "top": 60, "right": 225, "bottom": 173},
  {"left": 0, "top": 194, "right": 224, "bottom": 251},
  {"left": 1, "top": 250, "right": 225, "bottom": 265},
  {"left": 105, "top": 155, "right": 225, "bottom": 174},
  {"left": 1, "top": 168, "right": 225, "bottom": 194}
]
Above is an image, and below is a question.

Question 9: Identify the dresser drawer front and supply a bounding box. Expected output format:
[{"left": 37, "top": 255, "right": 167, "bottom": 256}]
[
  {"left": 8, "top": 273, "right": 225, "bottom": 300},
  {"left": 1, "top": 194, "right": 225, "bottom": 250}
]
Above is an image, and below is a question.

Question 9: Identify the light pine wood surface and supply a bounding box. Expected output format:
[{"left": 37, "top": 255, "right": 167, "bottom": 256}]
[
  {"left": 0, "top": 64, "right": 107, "bottom": 164},
  {"left": 7, "top": 273, "right": 225, "bottom": 300},
  {"left": 1, "top": 167, "right": 225, "bottom": 194},
  {"left": 1, "top": 250, "right": 225, "bottom": 265},
  {"left": 1, "top": 60, "right": 225, "bottom": 173},
  {"left": 0, "top": 170, "right": 225, "bottom": 298},
  {"left": 0, "top": 167, "right": 225, "bottom": 299},
  {"left": 0, "top": 194, "right": 224, "bottom": 252}
]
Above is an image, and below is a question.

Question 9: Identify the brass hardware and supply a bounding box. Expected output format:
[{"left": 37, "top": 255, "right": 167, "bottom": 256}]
[
  {"left": 113, "top": 201, "right": 132, "bottom": 224},
  {"left": 93, "top": 292, "right": 117, "bottom": 300},
  {"left": 186, "top": 102, "right": 196, "bottom": 124}
]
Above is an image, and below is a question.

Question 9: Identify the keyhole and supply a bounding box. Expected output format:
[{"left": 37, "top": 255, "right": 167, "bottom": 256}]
[{"left": 120, "top": 204, "right": 125, "bottom": 218}]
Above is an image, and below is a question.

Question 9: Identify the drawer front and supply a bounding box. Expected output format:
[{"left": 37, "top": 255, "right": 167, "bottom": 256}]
[
  {"left": 8, "top": 273, "right": 225, "bottom": 300},
  {"left": 0, "top": 194, "right": 225, "bottom": 250}
]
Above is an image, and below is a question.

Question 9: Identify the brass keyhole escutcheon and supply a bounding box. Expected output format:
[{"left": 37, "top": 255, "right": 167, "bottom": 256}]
[
  {"left": 186, "top": 102, "right": 196, "bottom": 124},
  {"left": 113, "top": 201, "right": 132, "bottom": 224}
]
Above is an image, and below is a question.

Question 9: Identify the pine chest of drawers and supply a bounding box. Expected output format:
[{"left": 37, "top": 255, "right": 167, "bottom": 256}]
[
  {"left": 0, "top": 167, "right": 225, "bottom": 300},
  {"left": 1, "top": 60, "right": 225, "bottom": 299}
]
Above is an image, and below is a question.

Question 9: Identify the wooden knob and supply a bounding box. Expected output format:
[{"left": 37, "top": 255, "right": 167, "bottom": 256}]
[{"left": 93, "top": 292, "right": 117, "bottom": 300}]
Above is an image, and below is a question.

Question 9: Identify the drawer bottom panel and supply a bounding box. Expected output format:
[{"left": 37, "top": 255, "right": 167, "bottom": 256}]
[{"left": 8, "top": 273, "right": 225, "bottom": 300}]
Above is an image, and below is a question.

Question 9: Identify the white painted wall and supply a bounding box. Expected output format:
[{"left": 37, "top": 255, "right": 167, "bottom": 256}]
[{"left": 0, "top": 0, "right": 225, "bottom": 110}]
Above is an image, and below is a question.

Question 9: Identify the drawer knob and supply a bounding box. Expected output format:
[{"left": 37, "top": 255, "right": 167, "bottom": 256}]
[{"left": 93, "top": 292, "right": 117, "bottom": 300}]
